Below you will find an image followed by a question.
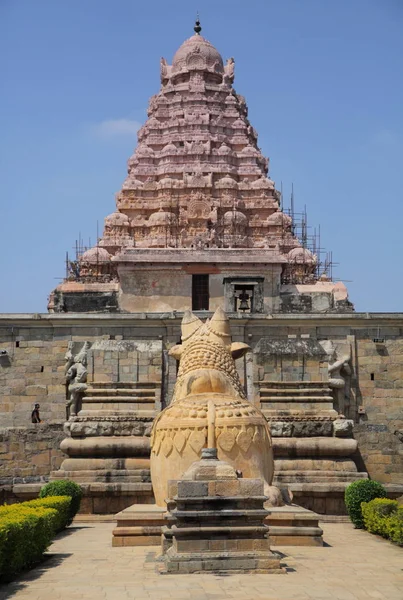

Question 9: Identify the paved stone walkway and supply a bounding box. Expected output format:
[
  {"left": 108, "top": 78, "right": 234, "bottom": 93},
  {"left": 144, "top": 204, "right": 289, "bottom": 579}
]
[{"left": 1, "top": 523, "right": 402, "bottom": 600}]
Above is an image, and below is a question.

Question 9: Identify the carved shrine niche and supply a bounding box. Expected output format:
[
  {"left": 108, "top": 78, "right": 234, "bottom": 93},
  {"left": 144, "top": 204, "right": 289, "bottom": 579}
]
[{"left": 187, "top": 191, "right": 212, "bottom": 219}]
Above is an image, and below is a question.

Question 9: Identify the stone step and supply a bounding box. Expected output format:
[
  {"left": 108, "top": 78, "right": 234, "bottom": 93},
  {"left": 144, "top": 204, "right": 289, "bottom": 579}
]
[
  {"left": 261, "top": 400, "right": 337, "bottom": 414},
  {"left": 112, "top": 504, "right": 323, "bottom": 547},
  {"left": 90, "top": 382, "right": 159, "bottom": 388},
  {"left": 82, "top": 396, "right": 156, "bottom": 403},
  {"left": 60, "top": 436, "right": 151, "bottom": 458},
  {"left": 52, "top": 474, "right": 149, "bottom": 483},
  {"left": 78, "top": 409, "right": 156, "bottom": 418},
  {"left": 272, "top": 437, "right": 357, "bottom": 457},
  {"left": 261, "top": 381, "right": 330, "bottom": 387},
  {"left": 274, "top": 471, "right": 367, "bottom": 483},
  {"left": 86, "top": 388, "right": 157, "bottom": 396},
  {"left": 260, "top": 388, "right": 331, "bottom": 395},
  {"left": 172, "top": 509, "right": 269, "bottom": 519},
  {"left": 260, "top": 395, "right": 334, "bottom": 402},
  {"left": 263, "top": 410, "right": 337, "bottom": 418}
]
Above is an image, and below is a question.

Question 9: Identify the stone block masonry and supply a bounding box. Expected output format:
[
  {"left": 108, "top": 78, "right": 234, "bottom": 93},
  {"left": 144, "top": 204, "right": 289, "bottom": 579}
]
[
  {"left": 0, "top": 422, "right": 65, "bottom": 487},
  {"left": 0, "top": 312, "right": 403, "bottom": 500}
]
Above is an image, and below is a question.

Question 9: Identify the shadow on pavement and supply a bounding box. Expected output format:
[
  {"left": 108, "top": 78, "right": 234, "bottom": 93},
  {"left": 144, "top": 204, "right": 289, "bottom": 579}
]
[
  {"left": 54, "top": 525, "right": 91, "bottom": 540},
  {"left": 0, "top": 553, "right": 72, "bottom": 600}
]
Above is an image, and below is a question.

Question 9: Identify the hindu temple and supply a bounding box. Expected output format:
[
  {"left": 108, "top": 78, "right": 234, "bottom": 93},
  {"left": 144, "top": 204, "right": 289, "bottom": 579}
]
[
  {"left": 1, "top": 22, "right": 402, "bottom": 529},
  {"left": 48, "top": 21, "right": 352, "bottom": 317}
]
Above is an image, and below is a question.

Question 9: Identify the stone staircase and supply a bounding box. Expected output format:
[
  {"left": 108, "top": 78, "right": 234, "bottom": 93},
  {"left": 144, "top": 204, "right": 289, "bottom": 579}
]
[
  {"left": 50, "top": 380, "right": 161, "bottom": 509},
  {"left": 258, "top": 379, "right": 368, "bottom": 514},
  {"left": 81, "top": 381, "right": 161, "bottom": 416},
  {"left": 259, "top": 381, "right": 335, "bottom": 417}
]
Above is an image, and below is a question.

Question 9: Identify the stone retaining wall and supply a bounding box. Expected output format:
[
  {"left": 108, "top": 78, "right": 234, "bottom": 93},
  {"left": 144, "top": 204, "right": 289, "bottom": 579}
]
[
  {"left": 0, "top": 422, "right": 65, "bottom": 485},
  {"left": 0, "top": 313, "right": 402, "bottom": 486}
]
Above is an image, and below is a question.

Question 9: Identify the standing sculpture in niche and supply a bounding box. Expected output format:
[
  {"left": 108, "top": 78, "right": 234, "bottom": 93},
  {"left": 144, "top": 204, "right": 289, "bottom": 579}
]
[
  {"left": 150, "top": 307, "right": 283, "bottom": 507},
  {"left": 320, "top": 340, "right": 352, "bottom": 416},
  {"left": 65, "top": 341, "right": 90, "bottom": 418}
]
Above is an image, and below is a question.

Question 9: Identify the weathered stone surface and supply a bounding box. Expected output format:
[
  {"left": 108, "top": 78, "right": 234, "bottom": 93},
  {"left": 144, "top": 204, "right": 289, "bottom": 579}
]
[
  {"left": 1, "top": 313, "right": 403, "bottom": 491},
  {"left": 0, "top": 423, "right": 65, "bottom": 485},
  {"left": 269, "top": 421, "right": 293, "bottom": 437},
  {"left": 177, "top": 481, "right": 208, "bottom": 498},
  {"left": 150, "top": 309, "right": 279, "bottom": 507},
  {"left": 293, "top": 421, "right": 334, "bottom": 437},
  {"left": 47, "top": 26, "right": 351, "bottom": 316},
  {"left": 162, "top": 452, "right": 285, "bottom": 573},
  {"left": 333, "top": 417, "right": 354, "bottom": 437}
]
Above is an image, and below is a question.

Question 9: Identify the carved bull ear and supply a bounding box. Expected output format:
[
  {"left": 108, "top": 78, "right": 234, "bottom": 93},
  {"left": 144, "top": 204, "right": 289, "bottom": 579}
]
[
  {"left": 230, "top": 342, "right": 251, "bottom": 360},
  {"left": 169, "top": 344, "right": 183, "bottom": 361}
]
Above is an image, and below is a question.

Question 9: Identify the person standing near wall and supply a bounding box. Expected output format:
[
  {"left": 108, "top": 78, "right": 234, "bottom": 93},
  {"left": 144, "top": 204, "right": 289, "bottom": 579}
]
[{"left": 31, "top": 403, "right": 41, "bottom": 423}]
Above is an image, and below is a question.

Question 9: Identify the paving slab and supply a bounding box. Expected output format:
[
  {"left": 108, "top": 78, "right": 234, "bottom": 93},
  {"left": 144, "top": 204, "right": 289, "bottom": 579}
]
[{"left": 0, "top": 523, "right": 402, "bottom": 600}]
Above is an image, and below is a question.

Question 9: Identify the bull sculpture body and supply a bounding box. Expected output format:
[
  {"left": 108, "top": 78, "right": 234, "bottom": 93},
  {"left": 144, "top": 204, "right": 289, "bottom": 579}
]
[{"left": 150, "top": 308, "right": 281, "bottom": 507}]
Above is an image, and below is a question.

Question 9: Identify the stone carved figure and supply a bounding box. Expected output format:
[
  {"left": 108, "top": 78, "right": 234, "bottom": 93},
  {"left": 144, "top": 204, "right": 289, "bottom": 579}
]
[
  {"left": 150, "top": 307, "right": 282, "bottom": 507},
  {"left": 65, "top": 342, "right": 90, "bottom": 418},
  {"left": 320, "top": 340, "right": 352, "bottom": 415},
  {"left": 224, "top": 57, "right": 235, "bottom": 84}
]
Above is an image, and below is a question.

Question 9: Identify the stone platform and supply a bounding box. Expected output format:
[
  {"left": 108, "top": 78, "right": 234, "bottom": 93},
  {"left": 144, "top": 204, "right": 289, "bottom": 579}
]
[
  {"left": 4, "top": 522, "right": 403, "bottom": 600},
  {"left": 112, "top": 503, "right": 323, "bottom": 547},
  {"left": 4, "top": 481, "right": 154, "bottom": 515}
]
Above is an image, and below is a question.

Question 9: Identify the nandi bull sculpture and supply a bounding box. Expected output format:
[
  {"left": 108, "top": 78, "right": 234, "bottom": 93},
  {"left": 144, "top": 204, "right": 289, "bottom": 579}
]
[{"left": 150, "top": 307, "right": 282, "bottom": 506}]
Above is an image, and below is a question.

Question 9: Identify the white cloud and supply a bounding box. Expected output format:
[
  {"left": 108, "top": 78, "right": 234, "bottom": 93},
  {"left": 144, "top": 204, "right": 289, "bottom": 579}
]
[
  {"left": 93, "top": 118, "right": 142, "bottom": 137},
  {"left": 370, "top": 128, "right": 400, "bottom": 148}
]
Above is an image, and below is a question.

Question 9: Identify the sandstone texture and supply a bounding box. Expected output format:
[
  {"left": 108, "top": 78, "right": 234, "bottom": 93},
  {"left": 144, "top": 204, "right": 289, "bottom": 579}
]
[{"left": 0, "top": 312, "right": 402, "bottom": 511}]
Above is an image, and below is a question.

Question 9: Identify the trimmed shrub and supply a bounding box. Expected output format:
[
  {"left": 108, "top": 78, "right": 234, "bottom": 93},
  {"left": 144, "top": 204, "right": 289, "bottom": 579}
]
[
  {"left": 23, "top": 497, "right": 71, "bottom": 532},
  {"left": 40, "top": 480, "right": 83, "bottom": 526},
  {"left": 387, "top": 507, "right": 403, "bottom": 546},
  {"left": 0, "top": 506, "right": 57, "bottom": 581},
  {"left": 362, "top": 498, "right": 398, "bottom": 537},
  {"left": 345, "top": 479, "right": 387, "bottom": 528}
]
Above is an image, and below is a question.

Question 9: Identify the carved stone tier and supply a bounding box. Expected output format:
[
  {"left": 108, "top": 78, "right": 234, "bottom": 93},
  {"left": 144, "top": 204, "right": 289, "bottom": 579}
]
[
  {"left": 52, "top": 339, "right": 163, "bottom": 489},
  {"left": 112, "top": 503, "right": 323, "bottom": 548},
  {"left": 259, "top": 380, "right": 336, "bottom": 418},
  {"left": 113, "top": 451, "right": 323, "bottom": 550},
  {"left": 49, "top": 25, "right": 352, "bottom": 314},
  {"left": 251, "top": 331, "right": 367, "bottom": 497},
  {"left": 80, "top": 381, "right": 160, "bottom": 416},
  {"left": 160, "top": 452, "right": 284, "bottom": 574}
]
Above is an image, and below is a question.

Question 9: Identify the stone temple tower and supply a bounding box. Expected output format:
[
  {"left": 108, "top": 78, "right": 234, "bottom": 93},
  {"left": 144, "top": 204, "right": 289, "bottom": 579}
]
[{"left": 49, "top": 21, "right": 353, "bottom": 315}]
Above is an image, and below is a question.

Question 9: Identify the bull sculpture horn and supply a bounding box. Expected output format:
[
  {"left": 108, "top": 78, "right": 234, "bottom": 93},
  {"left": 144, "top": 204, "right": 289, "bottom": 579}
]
[
  {"left": 209, "top": 306, "right": 231, "bottom": 340},
  {"left": 181, "top": 310, "right": 203, "bottom": 342}
]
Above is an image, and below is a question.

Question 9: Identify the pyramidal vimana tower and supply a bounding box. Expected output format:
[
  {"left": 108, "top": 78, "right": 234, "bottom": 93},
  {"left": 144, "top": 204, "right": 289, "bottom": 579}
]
[{"left": 49, "top": 21, "right": 352, "bottom": 315}]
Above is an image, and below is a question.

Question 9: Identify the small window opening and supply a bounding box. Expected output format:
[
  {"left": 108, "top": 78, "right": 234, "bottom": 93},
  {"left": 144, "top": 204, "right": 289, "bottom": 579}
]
[
  {"left": 192, "top": 274, "right": 209, "bottom": 310},
  {"left": 370, "top": 373, "right": 375, "bottom": 381},
  {"left": 40, "top": 366, "right": 44, "bottom": 373},
  {"left": 16, "top": 341, "right": 20, "bottom": 348}
]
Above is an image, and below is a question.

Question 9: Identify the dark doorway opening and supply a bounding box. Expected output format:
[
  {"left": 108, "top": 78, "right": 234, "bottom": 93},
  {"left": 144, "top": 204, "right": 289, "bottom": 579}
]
[{"left": 192, "top": 274, "right": 209, "bottom": 310}]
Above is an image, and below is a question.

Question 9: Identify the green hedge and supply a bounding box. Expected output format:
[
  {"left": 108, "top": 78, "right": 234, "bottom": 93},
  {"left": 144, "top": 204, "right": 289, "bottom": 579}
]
[
  {"left": 345, "top": 480, "right": 387, "bottom": 528},
  {"left": 0, "top": 506, "right": 57, "bottom": 581},
  {"left": 0, "top": 496, "right": 72, "bottom": 581},
  {"left": 388, "top": 508, "right": 403, "bottom": 545},
  {"left": 40, "top": 480, "right": 83, "bottom": 526},
  {"left": 22, "top": 497, "right": 71, "bottom": 532},
  {"left": 361, "top": 498, "right": 398, "bottom": 537},
  {"left": 362, "top": 498, "right": 403, "bottom": 545}
]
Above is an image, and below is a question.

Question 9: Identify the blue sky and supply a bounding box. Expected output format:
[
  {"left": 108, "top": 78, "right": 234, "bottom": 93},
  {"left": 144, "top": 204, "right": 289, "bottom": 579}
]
[{"left": 1, "top": 0, "right": 402, "bottom": 313}]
